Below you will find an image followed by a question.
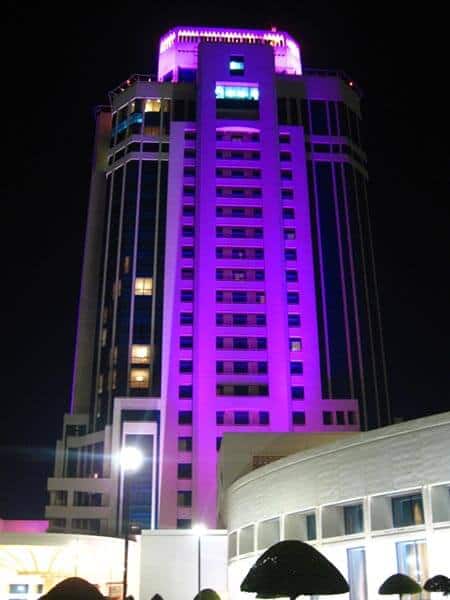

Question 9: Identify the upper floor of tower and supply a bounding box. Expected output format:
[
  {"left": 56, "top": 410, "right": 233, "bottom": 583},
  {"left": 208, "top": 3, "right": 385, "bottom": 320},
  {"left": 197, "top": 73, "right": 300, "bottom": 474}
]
[{"left": 157, "top": 26, "right": 302, "bottom": 82}]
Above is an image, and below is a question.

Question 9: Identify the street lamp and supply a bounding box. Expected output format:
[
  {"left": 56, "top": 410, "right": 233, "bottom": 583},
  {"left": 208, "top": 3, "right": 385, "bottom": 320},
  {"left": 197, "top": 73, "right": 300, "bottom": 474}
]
[
  {"left": 119, "top": 446, "right": 144, "bottom": 600},
  {"left": 192, "top": 523, "right": 207, "bottom": 594}
]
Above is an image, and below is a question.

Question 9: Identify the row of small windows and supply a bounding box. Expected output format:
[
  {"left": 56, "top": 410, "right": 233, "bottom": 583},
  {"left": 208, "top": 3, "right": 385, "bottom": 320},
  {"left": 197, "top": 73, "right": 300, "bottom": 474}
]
[
  {"left": 216, "top": 360, "right": 268, "bottom": 374},
  {"left": 323, "top": 410, "right": 357, "bottom": 426},
  {"left": 196, "top": 206, "right": 295, "bottom": 219},
  {"left": 216, "top": 384, "right": 269, "bottom": 396},
  {"left": 183, "top": 131, "right": 291, "bottom": 144},
  {"left": 107, "top": 142, "right": 170, "bottom": 165},
  {"left": 184, "top": 186, "right": 295, "bottom": 199},
  {"left": 215, "top": 247, "right": 264, "bottom": 259},
  {"left": 179, "top": 290, "right": 300, "bottom": 305},
  {"left": 216, "top": 337, "right": 267, "bottom": 350},
  {"left": 180, "top": 269, "right": 298, "bottom": 283},
  {"left": 217, "top": 411, "right": 270, "bottom": 425},
  {"left": 216, "top": 168, "right": 261, "bottom": 178},
  {"left": 216, "top": 313, "right": 266, "bottom": 326}
]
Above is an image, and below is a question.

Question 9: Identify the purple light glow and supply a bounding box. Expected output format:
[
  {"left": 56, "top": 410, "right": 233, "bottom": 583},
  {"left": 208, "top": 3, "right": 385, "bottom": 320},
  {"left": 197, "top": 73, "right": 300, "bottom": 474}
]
[{"left": 158, "top": 26, "right": 302, "bottom": 82}]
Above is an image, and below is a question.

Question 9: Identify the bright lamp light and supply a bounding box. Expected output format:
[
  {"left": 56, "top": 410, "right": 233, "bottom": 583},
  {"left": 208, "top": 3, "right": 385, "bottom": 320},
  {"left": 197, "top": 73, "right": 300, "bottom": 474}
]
[
  {"left": 192, "top": 523, "right": 207, "bottom": 535},
  {"left": 120, "top": 446, "right": 144, "bottom": 472}
]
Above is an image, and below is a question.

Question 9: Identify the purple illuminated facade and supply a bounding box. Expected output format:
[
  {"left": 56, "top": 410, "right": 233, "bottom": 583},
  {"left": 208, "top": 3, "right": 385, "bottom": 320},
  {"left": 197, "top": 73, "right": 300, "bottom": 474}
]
[{"left": 46, "top": 27, "right": 390, "bottom": 535}]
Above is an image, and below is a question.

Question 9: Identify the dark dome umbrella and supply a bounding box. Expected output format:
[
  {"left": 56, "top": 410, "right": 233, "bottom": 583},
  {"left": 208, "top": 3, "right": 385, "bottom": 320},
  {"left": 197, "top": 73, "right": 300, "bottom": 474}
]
[
  {"left": 39, "top": 577, "right": 105, "bottom": 600},
  {"left": 193, "top": 589, "right": 221, "bottom": 600},
  {"left": 240, "top": 540, "right": 349, "bottom": 599},
  {"left": 151, "top": 595, "right": 164, "bottom": 600},
  {"left": 424, "top": 575, "right": 450, "bottom": 595},
  {"left": 379, "top": 573, "right": 422, "bottom": 599}
]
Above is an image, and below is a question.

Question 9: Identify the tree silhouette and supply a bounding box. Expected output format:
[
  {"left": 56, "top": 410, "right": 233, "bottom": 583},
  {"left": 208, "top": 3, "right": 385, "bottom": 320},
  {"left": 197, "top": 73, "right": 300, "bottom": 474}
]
[
  {"left": 240, "top": 540, "right": 349, "bottom": 599},
  {"left": 193, "top": 589, "right": 221, "bottom": 600},
  {"left": 39, "top": 577, "right": 104, "bottom": 600},
  {"left": 378, "top": 573, "right": 422, "bottom": 599},
  {"left": 424, "top": 575, "right": 450, "bottom": 595}
]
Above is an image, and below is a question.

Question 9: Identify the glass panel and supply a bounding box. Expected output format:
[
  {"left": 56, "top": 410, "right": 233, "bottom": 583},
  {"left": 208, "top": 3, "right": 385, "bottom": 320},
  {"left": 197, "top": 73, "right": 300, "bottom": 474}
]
[
  {"left": 396, "top": 540, "right": 430, "bottom": 599},
  {"left": 392, "top": 494, "right": 424, "bottom": 527},
  {"left": 347, "top": 547, "right": 368, "bottom": 600}
]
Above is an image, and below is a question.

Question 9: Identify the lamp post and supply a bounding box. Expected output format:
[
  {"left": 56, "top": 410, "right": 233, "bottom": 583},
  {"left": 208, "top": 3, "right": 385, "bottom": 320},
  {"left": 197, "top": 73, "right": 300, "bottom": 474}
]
[
  {"left": 119, "top": 446, "right": 144, "bottom": 600},
  {"left": 192, "top": 523, "right": 207, "bottom": 594}
]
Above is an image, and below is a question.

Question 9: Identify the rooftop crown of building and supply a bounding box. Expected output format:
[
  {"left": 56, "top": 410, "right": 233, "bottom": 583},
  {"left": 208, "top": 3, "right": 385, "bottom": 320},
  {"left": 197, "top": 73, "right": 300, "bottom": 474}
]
[{"left": 157, "top": 26, "right": 302, "bottom": 81}]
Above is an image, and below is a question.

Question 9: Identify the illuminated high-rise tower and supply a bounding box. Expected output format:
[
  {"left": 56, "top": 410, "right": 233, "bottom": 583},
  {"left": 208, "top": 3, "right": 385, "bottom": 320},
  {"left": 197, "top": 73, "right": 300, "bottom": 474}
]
[{"left": 46, "top": 26, "right": 390, "bottom": 535}]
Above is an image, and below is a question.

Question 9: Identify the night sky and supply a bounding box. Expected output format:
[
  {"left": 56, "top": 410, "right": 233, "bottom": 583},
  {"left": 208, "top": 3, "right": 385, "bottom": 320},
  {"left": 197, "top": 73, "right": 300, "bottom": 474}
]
[{"left": 2, "top": 1, "right": 448, "bottom": 519}]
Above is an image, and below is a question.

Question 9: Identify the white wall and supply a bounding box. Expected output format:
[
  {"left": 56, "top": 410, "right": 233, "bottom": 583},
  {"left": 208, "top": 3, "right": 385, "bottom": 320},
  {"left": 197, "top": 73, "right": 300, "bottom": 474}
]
[{"left": 138, "top": 530, "right": 227, "bottom": 600}]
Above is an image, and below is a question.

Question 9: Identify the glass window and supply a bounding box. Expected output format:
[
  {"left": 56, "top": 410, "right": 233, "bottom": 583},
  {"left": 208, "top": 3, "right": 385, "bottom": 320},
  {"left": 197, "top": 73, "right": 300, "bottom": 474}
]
[
  {"left": 229, "top": 56, "right": 245, "bottom": 75},
  {"left": 397, "top": 540, "right": 429, "bottom": 599},
  {"left": 216, "top": 411, "right": 225, "bottom": 425},
  {"left": 180, "top": 336, "right": 193, "bottom": 348},
  {"left": 179, "top": 360, "right": 192, "bottom": 373},
  {"left": 392, "top": 494, "right": 424, "bottom": 527},
  {"left": 177, "top": 491, "right": 192, "bottom": 507},
  {"left": 181, "top": 290, "right": 193, "bottom": 302},
  {"left": 179, "top": 385, "right": 192, "bottom": 398},
  {"left": 347, "top": 547, "right": 368, "bottom": 600},
  {"left": 306, "top": 514, "right": 316, "bottom": 540},
  {"left": 234, "top": 411, "right": 250, "bottom": 425},
  {"left": 259, "top": 411, "right": 270, "bottom": 425},
  {"left": 177, "top": 463, "right": 192, "bottom": 479},
  {"left": 290, "top": 362, "right": 303, "bottom": 374},
  {"left": 292, "top": 386, "right": 304, "bottom": 399},
  {"left": 177, "top": 518, "right": 192, "bottom": 529},
  {"left": 9, "top": 585, "right": 29, "bottom": 594},
  {"left": 131, "top": 345, "right": 151, "bottom": 364},
  {"left": 178, "top": 437, "right": 192, "bottom": 452},
  {"left": 290, "top": 338, "right": 302, "bottom": 351},
  {"left": 323, "top": 411, "right": 333, "bottom": 425},
  {"left": 129, "top": 368, "right": 149, "bottom": 388},
  {"left": 344, "top": 504, "right": 364, "bottom": 534},
  {"left": 134, "top": 277, "right": 153, "bottom": 295},
  {"left": 293, "top": 411, "right": 305, "bottom": 425}
]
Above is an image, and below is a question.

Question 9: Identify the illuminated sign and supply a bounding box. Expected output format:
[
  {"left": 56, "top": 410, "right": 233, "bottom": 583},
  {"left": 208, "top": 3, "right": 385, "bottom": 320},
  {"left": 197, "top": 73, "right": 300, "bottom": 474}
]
[{"left": 215, "top": 85, "right": 259, "bottom": 101}]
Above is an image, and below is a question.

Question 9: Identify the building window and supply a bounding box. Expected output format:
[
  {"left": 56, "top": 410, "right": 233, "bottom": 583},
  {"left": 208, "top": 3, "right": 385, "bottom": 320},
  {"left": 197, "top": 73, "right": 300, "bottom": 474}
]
[
  {"left": 181, "top": 290, "right": 193, "bottom": 302},
  {"left": 285, "top": 249, "right": 297, "bottom": 260},
  {"left": 292, "top": 386, "right": 304, "bottom": 399},
  {"left": 177, "top": 491, "right": 192, "bottom": 507},
  {"left": 286, "top": 270, "right": 298, "bottom": 282},
  {"left": 216, "top": 411, "right": 225, "bottom": 425},
  {"left": 129, "top": 368, "right": 149, "bottom": 388},
  {"left": 180, "top": 336, "right": 193, "bottom": 349},
  {"left": 348, "top": 411, "right": 357, "bottom": 425},
  {"left": 178, "top": 437, "right": 192, "bottom": 452},
  {"left": 9, "top": 585, "right": 29, "bottom": 594},
  {"left": 235, "top": 411, "right": 249, "bottom": 425},
  {"left": 178, "top": 411, "right": 193, "bottom": 425},
  {"left": 336, "top": 410, "right": 345, "bottom": 425},
  {"left": 216, "top": 437, "right": 222, "bottom": 451},
  {"left": 290, "top": 338, "right": 302, "bottom": 352},
  {"left": 344, "top": 504, "right": 364, "bottom": 534},
  {"left": 392, "top": 494, "right": 424, "bottom": 527},
  {"left": 179, "top": 385, "right": 193, "bottom": 399},
  {"left": 134, "top": 277, "right": 153, "bottom": 295},
  {"left": 229, "top": 56, "right": 245, "bottom": 75},
  {"left": 182, "top": 205, "right": 195, "bottom": 216},
  {"left": 177, "top": 464, "right": 192, "bottom": 479},
  {"left": 182, "top": 246, "right": 194, "bottom": 258},
  {"left": 306, "top": 514, "right": 317, "bottom": 540},
  {"left": 177, "top": 518, "right": 192, "bottom": 529},
  {"left": 131, "top": 345, "right": 151, "bottom": 364},
  {"left": 347, "top": 547, "right": 368, "bottom": 600},
  {"left": 288, "top": 314, "right": 301, "bottom": 327},
  {"left": 180, "top": 312, "right": 193, "bottom": 325},
  {"left": 292, "top": 411, "right": 306, "bottom": 425},
  {"left": 396, "top": 540, "right": 429, "bottom": 597},
  {"left": 290, "top": 362, "right": 303, "bottom": 375},
  {"left": 283, "top": 208, "right": 295, "bottom": 219},
  {"left": 259, "top": 411, "right": 270, "bottom": 425},
  {"left": 284, "top": 228, "right": 296, "bottom": 240},
  {"left": 179, "top": 360, "right": 192, "bottom": 373},
  {"left": 323, "top": 411, "right": 333, "bottom": 425},
  {"left": 287, "top": 291, "right": 300, "bottom": 304}
]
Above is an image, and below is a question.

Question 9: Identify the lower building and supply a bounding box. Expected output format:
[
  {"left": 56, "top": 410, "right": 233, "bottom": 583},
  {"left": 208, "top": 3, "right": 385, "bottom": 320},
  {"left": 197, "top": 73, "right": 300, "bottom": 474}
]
[{"left": 3, "top": 412, "right": 450, "bottom": 600}]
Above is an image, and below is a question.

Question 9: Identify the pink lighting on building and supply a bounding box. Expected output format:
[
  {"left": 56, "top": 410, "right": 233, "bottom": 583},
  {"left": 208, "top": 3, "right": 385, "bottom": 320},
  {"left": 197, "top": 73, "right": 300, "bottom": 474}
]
[
  {"left": 0, "top": 519, "right": 48, "bottom": 533},
  {"left": 158, "top": 26, "right": 302, "bottom": 82}
]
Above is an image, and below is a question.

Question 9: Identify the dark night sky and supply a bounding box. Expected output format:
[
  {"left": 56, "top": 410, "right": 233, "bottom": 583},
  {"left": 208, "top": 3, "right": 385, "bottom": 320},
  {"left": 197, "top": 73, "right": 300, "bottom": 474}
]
[{"left": 1, "top": 1, "right": 448, "bottom": 519}]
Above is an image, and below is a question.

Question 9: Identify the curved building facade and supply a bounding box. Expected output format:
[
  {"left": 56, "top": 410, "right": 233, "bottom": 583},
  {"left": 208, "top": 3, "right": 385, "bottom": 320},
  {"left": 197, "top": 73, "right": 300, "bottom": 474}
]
[{"left": 225, "top": 412, "right": 450, "bottom": 599}]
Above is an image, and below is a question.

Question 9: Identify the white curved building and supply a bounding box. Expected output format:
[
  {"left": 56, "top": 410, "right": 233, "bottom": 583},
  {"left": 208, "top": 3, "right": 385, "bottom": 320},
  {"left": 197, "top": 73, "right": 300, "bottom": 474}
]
[{"left": 224, "top": 412, "right": 450, "bottom": 599}]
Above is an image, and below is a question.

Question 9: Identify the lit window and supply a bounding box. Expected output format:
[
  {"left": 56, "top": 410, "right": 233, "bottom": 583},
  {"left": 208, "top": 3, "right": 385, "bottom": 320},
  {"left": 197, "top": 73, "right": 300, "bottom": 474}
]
[
  {"left": 131, "top": 344, "right": 151, "bottom": 364},
  {"left": 145, "top": 99, "right": 161, "bottom": 112},
  {"left": 290, "top": 338, "right": 302, "bottom": 351},
  {"left": 215, "top": 84, "right": 259, "bottom": 101},
  {"left": 134, "top": 277, "right": 153, "bottom": 296},
  {"left": 229, "top": 56, "right": 245, "bottom": 74},
  {"left": 129, "top": 368, "right": 149, "bottom": 388}
]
